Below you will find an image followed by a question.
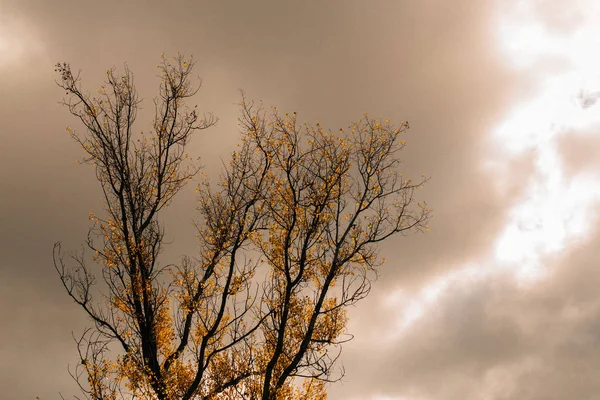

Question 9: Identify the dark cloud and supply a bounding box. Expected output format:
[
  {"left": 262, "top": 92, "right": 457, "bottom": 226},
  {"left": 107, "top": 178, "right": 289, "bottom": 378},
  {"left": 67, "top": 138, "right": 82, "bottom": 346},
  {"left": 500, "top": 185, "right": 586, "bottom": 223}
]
[
  {"left": 1, "top": 0, "right": 597, "bottom": 399},
  {"left": 331, "top": 220, "right": 600, "bottom": 400}
]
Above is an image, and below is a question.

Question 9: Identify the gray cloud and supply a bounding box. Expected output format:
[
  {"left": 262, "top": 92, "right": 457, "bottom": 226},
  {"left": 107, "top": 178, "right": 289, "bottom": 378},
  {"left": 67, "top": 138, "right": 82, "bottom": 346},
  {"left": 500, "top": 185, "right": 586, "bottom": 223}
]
[
  {"left": 1, "top": 0, "right": 597, "bottom": 399},
  {"left": 338, "top": 222, "right": 600, "bottom": 400}
]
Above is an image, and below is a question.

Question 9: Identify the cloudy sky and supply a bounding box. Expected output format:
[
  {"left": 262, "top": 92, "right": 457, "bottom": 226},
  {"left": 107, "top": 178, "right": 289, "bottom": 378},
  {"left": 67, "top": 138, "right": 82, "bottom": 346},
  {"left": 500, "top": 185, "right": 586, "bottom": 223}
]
[{"left": 1, "top": 0, "right": 600, "bottom": 399}]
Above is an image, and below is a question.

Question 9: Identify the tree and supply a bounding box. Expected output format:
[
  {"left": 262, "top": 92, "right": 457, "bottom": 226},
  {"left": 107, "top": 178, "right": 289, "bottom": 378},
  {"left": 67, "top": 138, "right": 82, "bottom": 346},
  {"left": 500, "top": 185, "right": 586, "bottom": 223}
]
[{"left": 53, "top": 54, "right": 431, "bottom": 400}]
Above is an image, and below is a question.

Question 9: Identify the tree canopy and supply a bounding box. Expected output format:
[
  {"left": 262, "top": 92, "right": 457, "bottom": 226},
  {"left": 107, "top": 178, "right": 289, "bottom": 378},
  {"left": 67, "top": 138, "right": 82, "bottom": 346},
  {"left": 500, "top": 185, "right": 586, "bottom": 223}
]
[{"left": 53, "top": 54, "right": 431, "bottom": 400}]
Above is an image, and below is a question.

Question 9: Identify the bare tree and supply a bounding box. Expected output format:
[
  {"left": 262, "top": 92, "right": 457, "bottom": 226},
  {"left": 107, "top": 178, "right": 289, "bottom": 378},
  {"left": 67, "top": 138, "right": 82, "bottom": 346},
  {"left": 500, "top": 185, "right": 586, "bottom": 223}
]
[{"left": 54, "top": 54, "right": 431, "bottom": 400}]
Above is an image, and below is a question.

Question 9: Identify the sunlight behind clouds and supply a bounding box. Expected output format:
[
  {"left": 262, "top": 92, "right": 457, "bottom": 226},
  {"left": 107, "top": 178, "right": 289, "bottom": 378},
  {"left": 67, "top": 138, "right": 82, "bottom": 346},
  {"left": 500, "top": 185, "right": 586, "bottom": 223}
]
[
  {"left": 0, "top": 14, "right": 44, "bottom": 69},
  {"left": 383, "top": 0, "right": 600, "bottom": 344},
  {"left": 492, "top": 0, "right": 600, "bottom": 284}
]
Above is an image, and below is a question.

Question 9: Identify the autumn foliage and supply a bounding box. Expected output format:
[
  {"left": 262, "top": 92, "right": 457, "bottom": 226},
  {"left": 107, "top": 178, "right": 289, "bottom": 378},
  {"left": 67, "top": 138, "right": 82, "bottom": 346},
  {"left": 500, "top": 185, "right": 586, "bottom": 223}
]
[{"left": 53, "top": 54, "right": 431, "bottom": 400}]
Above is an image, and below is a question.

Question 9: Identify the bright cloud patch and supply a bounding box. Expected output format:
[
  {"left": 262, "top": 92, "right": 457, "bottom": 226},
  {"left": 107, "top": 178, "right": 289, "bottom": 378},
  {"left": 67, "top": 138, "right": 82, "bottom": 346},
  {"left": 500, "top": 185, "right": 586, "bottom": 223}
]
[
  {"left": 384, "top": 0, "right": 600, "bottom": 344},
  {"left": 0, "top": 14, "right": 44, "bottom": 69},
  {"left": 493, "top": 0, "right": 600, "bottom": 284}
]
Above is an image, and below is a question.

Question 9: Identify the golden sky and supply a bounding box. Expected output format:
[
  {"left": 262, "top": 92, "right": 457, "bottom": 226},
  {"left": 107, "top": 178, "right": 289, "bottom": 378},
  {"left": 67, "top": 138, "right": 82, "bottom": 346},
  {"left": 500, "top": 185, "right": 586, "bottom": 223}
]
[{"left": 1, "top": 0, "right": 599, "bottom": 399}]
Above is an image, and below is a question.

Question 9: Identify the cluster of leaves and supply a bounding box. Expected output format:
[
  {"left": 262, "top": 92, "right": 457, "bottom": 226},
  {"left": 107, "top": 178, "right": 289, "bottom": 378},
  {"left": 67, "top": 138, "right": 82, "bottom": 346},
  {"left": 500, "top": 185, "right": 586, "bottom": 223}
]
[{"left": 53, "top": 54, "right": 431, "bottom": 400}]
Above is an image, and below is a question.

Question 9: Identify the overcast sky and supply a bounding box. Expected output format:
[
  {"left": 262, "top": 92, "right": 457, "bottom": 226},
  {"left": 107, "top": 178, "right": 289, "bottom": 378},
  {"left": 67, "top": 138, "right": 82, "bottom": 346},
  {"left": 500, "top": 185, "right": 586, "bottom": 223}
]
[{"left": 1, "top": 0, "right": 600, "bottom": 399}]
